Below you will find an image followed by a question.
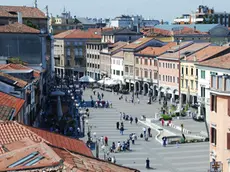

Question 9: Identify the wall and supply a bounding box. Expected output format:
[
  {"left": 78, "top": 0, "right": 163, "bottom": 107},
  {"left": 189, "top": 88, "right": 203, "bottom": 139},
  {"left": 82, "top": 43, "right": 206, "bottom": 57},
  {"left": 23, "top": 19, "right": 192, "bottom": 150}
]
[
  {"left": 100, "top": 53, "right": 111, "bottom": 77},
  {"left": 210, "top": 95, "right": 230, "bottom": 172},
  {"left": 111, "top": 57, "right": 124, "bottom": 82},
  {"left": 0, "top": 33, "right": 45, "bottom": 64}
]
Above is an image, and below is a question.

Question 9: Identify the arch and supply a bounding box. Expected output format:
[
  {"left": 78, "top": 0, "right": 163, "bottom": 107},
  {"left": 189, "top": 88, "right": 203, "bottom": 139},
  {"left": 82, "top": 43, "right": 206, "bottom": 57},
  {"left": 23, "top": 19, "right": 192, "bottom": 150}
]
[{"left": 144, "top": 82, "right": 149, "bottom": 95}]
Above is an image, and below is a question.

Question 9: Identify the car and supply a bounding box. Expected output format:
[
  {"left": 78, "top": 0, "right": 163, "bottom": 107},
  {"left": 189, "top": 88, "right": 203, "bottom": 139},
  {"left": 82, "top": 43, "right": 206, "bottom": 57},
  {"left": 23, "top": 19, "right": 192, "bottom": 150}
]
[{"left": 192, "top": 114, "right": 204, "bottom": 122}]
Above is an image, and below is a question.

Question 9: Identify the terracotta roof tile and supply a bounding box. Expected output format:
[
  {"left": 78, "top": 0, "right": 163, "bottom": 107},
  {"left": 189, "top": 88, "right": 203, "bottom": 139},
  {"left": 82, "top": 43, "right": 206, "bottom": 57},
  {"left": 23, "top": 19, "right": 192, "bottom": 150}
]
[
  {"left": 0, "top": 63, "right": 40, "bottom": 78},
  {"left": 110, "top": 41, "right": 127, "bottom": 53},
  {"left": 0, "top": 139, "right": 62, "bottom": 171},
  {"left": 0, "top": 92, "right": 25, "bottom": 120},
  {"left": 54, "top": 28, "right": 102, "bottom": 39},
  {"left": 136, "top": 42, "right": 177, "bottom": 56},
  {"left": 0, "top": 5, "right": 46, "bottom": 18},
  {"left": 0, "top": 22, "right": 40, "bottom": 33},
  {"left": 0, "top": 72, "right": 28, "bottom": 88},
  {"left": 186, "top": 46, "right": 230, "bottom": 62},
  {"left": 0, "top": 121, "right": 93, "bottom": 157},
  {"left": 197, "top": 53, "right": 230, "bottom": 69},
  {"left": 53, "top": 147, "right": 139, "bottom": 172},
  {"left": 123, "top": 37, "right": 154, "bottom": 49}
]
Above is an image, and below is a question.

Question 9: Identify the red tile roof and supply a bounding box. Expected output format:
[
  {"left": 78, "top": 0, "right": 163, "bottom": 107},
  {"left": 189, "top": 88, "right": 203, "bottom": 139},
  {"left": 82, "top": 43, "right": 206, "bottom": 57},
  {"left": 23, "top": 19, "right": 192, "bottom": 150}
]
[
  {"left": 0, "top": 22, "right": 40, "bottom": 34},
  {"left": 0, "top": 92, "right": 25, "bottom": 120},
  {"left": 186, "top": 46, "right": 230, "bottom": 62},
  {"left": 54, "top": 28, "right": 102, "bottom": 39},
  {"left": 0, "top": 5, "right": 46, "bottom": 18},
  {"left": 0, "top": 63, "right": 41, "bottom": 78},
  {"left": 0, "top": 139, "right": 62, "bottom": 171},
  {"left": 53, "top": 147, "right": 139, "bottom": 172},
  {"left": 0, "top": 121, "right": 93, "bottom": 157},
  {"left": 137, "top": 42, "right": 177, "bottom": 56},
  {"left": 173, "top": 27, "right": 207, "bottom": 35},
  {"left": 198, "top": 53, "right": 230, "bottom": 69},
  {"left": 123, "top": 37, "right": 154, "bottom": 49},
  {"left": 0, "top": 72, "right": 28, "bottom": 88}
]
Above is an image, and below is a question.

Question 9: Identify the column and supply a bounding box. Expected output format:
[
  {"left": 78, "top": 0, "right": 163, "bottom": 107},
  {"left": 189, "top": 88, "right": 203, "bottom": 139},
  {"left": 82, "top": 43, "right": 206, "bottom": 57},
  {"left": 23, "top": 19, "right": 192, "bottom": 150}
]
[{"left": 171, "top": 93, "right": 175, "bottom": 103}]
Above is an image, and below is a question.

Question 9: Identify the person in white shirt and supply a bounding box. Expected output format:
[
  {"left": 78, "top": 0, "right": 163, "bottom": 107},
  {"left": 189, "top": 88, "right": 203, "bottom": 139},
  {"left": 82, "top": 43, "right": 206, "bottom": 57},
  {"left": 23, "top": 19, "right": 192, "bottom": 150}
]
[{"left": 143, "top": 127, "right": 146, "bottom": 137}]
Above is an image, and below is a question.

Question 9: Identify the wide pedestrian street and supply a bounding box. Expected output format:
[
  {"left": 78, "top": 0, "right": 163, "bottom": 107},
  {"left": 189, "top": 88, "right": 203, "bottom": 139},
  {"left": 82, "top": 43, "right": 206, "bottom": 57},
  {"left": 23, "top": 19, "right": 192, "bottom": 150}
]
[{"left": 82, "top": 89, "right": 209, "bottom": 172}]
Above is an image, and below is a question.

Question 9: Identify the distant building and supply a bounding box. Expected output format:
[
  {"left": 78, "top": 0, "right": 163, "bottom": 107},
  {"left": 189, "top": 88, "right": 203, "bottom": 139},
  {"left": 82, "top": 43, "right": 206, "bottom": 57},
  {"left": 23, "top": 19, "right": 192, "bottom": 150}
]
[
  {"left": 209, "top": 74, "right": 230, "bottom": 172},
  {"left": 173, "top": 5, "right": 230, "bottom": 27},
  {"left": 0, "top": 5, "right": 48, "bottom": 33},
  {"left": 54, "top": 28, "right": 102, "bottom": 78}
]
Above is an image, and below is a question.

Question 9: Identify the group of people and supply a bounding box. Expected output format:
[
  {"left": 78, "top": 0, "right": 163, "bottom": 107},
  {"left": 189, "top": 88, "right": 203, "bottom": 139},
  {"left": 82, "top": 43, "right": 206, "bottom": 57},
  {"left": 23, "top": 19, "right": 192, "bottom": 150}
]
[{"left": 90, "top": 90, "right": 113, "bottom": 108}]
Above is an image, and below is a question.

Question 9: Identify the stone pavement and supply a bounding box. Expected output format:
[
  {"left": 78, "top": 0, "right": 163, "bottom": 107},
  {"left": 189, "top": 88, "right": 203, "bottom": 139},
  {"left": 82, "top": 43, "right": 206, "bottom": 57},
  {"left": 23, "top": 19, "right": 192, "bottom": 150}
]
[{"left": 81, "top": 89, "right": 210, "bottom": 172}]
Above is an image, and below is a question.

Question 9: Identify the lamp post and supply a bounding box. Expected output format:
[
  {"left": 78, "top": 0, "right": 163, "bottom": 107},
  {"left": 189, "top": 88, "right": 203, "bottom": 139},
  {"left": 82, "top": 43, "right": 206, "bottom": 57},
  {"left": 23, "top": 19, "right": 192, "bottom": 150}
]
[{"left": 93, "top": 132, "right": 99, "bottom": 158}]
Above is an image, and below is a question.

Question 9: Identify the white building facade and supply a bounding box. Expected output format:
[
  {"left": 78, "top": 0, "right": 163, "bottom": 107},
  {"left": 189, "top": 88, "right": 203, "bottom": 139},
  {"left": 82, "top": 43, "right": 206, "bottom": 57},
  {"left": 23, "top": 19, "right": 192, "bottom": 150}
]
[
  {"left": 196, "top": 65, "right": 230, "bottom": 124},
  {"left": 111, "top": 51, "right": 124, "bottom": 84}
]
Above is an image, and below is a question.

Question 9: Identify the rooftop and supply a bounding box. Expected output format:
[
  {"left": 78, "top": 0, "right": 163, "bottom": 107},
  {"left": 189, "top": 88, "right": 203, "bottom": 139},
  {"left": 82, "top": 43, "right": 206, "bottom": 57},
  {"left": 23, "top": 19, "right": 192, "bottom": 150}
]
[
  {"left": 136, "top": 42, "right": 177, "bottom": 56},
  {"left": 197, "top": 53, "right": 230, "bottom": 69},
  {"left": 112, "top": 51, "right": 124, "bottom": 58},
  {"left": 123, "top": 37, "right": 154, "bottom": 49},
  {"left": 76, "top": 17, "right": 96, "bottom": 25},
  {"left": 0, "top": 92, "right": 25, "bottom": 120},
  {"left": 0, "top": 121, "right": 93, "bottom": 157},
  {"left": 110, "top": 41, "right": 128, "bottom": 53},
  {"left": 0, "top": 5, "right": 47, "bottom": 19},
  {"left": 186, "top": 46, "right": 230, "bottom": 62},
  {"left": 102, "top": 28, "right": 141, "bottom": 36},
  {"left": 54, "top": 28, "right": 102, "bottom": 39},
  {"left": 0, "top": 22, "right": 40, "bottom": 34},
  {"left": 0, "top": 72, "right": 28, "bottom": 88}
]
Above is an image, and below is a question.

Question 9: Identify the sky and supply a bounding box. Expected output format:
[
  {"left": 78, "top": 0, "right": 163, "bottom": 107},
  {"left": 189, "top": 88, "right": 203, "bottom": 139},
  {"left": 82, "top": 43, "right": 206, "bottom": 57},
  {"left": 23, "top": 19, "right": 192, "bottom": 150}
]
[{"left": 2, "top": 0, "right": 230, "bottom": 22}]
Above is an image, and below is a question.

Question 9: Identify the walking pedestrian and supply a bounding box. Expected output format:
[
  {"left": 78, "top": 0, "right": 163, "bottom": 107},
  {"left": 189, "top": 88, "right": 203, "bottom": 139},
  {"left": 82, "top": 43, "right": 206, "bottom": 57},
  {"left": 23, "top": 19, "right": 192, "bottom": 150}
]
[
  {"left": 131, "top": 134, "right": 135, "bottom": 144},
  {"left": 135, "top": 117, "right": 138, "bottom": 124},
  {"left": 146, "top": 158, "right": 150, "bottom": 169},
  {"left": 93, "top": 90, "right": 96, "bottom": 95},
  {"left": 162, "top": 137, "right": 167, "bottom": 147},
  {"left": 121, "top": 121, "right": 124, "bottom": 128},
  {"left": 130, "top": 116, "right": 133, "bottom": 124},
  {"left": 104, "top": 136, "right": 108, "bottom": 146},
  {"left": 161, "top": 119, "right": 165, "bottom": 126},
  {"left": 137, "top": 98, "right": 140, "bottom": 104},
  {"left": 119, "top": 112, "right": 122, "bottom": 120},
  {"left": 120, "top": 126, "right": 124, "bottom": 135},
  {"left": 143, "top": 127, "right": 146, "bottom": 137},
  {"left": 148, "top": 127, "right": 151, "bottom": 137},
  {"left": 116, "top": 122, "right": 119, "bottom": 130},
  {"left": 101, "top": 93, "right": 104, "bottom": 99}
]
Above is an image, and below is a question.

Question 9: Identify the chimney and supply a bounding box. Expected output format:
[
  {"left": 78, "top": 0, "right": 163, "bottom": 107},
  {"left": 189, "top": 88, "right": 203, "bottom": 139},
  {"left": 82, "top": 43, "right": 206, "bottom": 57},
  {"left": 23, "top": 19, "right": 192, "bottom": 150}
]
[
  {"left": 193, "top": 55, "right": 197, "bottom": 62},
  {"left": 17, "top": 12, "right": 22, "bottom": 24},
  {"left": 34, "top": 0, "right": 37, "bottom": 8}
]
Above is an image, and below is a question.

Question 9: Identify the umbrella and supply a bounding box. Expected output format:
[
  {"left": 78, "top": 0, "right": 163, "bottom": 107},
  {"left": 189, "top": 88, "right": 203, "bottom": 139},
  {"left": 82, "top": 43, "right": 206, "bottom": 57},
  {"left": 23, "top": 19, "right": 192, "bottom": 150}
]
[
  {"left": 106, "top": 79, "right": 120, "bottom": 86},
  {"left": 79, "top": 76, "right": 95, "bottom": 83},
  {"left": 97, "top": 78, "right": 111, "bottom": 85}
]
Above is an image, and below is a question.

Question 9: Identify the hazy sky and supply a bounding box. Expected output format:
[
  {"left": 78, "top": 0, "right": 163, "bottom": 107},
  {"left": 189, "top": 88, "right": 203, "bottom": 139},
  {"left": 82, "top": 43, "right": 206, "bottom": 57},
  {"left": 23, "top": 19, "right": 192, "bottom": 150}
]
[{"left": 2, "top": 0, "right": 230, "bottom": 22}]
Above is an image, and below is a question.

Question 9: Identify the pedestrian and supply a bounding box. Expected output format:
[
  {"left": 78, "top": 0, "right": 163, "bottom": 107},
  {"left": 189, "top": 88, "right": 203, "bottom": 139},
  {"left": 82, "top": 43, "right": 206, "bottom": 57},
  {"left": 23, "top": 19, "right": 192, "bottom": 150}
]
[
  {"left": 123, "top": 113, "right": 126, "bottom": 120},
  {"left": 148, "top": 127, "right": 151, "bottom": 137},
  {"left": 100, "top": 136, "right": 104, "bottom": 145},
  {"left": 121, "top": 121, "right": 124, "bottom": 128},
  {"left": 93, "top": 90, "right": 96, "bottom": 95},
  {"left": 116, "top": 122, "right": 119, "bottom": 130},
  {"left": 161, "top": 119, "right": 165, "bottom": 126},
  {"left": 159, "top": 98, "right": 161, "bottom": 104},
  {"left": 131, "top": 134, "right": 135, "bottom": 144},
  {"left": 119, "top": 112, "right": 122, "bottom": 120},
  {"left": 101, "top": 93, "right": 104, "bottom": 99},
  {"left": 130, "top": 116, "right": 133, "bottom": 124},
  {"left": 143, "top": 127, "right": 146, "bottom": 137},
  {"left": 104, "top": 136, "right": 108, "bottom": 146},
  {"left": 162, "top": 137, "right": 167, "bottom": 147},
  {"left": 125, "top": 96, "right": 127, "bottom": 102},
  {"left": 135, "top": 117, "right": 138, "bottom": 124},
  {"left": 146, "top": 158, "right": 150, "bottom": 169},
  {"left": 90, "top": 95, "right": 93, "bottom": 100},
  {"left": 137, "top": 98, "right": 140, "bottom": 104},
  {"left": 120, "top": 126, "right": 124, "bottom": 135},
  {"left": 111, "top": 156, "right": 116, "bottom": 163}
]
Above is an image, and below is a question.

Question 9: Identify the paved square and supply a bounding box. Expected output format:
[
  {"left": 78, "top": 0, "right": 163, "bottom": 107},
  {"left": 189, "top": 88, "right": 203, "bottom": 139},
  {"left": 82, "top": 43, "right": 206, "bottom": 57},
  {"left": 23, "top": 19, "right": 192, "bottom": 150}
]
[{"left": 82, "top": 89, "right": 209, "bottom": 172}]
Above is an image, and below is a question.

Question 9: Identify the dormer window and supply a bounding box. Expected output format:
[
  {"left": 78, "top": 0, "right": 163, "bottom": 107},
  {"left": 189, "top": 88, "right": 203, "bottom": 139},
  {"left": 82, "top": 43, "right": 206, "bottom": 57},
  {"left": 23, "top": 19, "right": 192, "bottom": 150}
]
[{"left": 8, "top": 11, "right": 17, "bottom": 15}]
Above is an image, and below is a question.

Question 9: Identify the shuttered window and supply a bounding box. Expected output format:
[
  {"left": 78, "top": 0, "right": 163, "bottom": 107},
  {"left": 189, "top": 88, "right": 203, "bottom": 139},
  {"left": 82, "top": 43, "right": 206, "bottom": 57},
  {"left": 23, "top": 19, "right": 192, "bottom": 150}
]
[
  {"left": 227, "top": 133, "right": 230, "bottom": 149},
  {"left": 211, "top": 127, "right": 217, "bottom": 146}
]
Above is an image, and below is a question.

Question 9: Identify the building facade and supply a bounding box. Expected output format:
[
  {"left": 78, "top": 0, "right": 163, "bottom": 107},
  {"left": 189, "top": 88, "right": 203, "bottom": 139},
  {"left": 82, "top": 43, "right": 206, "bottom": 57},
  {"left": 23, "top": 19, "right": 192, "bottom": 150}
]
[
  {"left": 111, "top": 51, "right": 124, "bottom": 84},
  {"left": 209, "top": 75, "right": 230, "bottom": 172},
  {"left": 54, "top": 29, "right": 101, "bottom": 78},
  {"left": 86, "top": 42, "right": 108, "bottom": 80}
]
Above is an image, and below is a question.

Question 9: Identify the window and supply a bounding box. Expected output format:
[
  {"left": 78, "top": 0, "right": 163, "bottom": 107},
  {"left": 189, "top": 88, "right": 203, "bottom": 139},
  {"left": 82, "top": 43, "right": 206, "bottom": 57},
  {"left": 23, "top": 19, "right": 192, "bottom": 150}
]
[
  {"left": 191, "top": 68, "right": 194, "bottom": 76},
  {"left": 227, "top": 133, "right": 230, "bottom": 149},
  {"left": 163, "top": 63, "right": 164, "bottom": 68},
  {"left": 74, "top": 42, "right": 78, "bottom": 46},
  {"left": 67, "top": 48, "right": 70, "bottom": 56},
  {"left": 116, "top": 70, "right": 120, "bottom": 76},
  {"left": 182, "top": 79, "right": 184, "bottom": 88},
  {"left": 154, "top": 72, "right": 157, "bottom": 79},
  {"left": 211, "top": 94, "right": 217, "bottom": 112},
  {"left": 196, "top": 81, "right": 198, "bottom": 90},
  {"left": 159, "top": 62, "right": 161, "bottom": 67},
  {"left": 154, "top": 60, "right": 157, "bottom": 66},
  {"left": 116, "top": 60, "right": 120, "bottom": 65},
  {"left": 186, "top": 67, "right": 188, "bottom": 75},
  {"left": 125, "top": 66, "right": 128, "bottom": 73},
  {"left": 159, "top": 75, "right": 161, "bottom": 81},
  {"left": 149, "top": 71, "right": 152, "bottom": 79},
  {"left": 211, "top": 127, "right": 217, "bottom": 146},
  {"left": 136, "top": 69, "right": 139, "bottom": 76},
  {"left": 173, "top": 64, "right": 175, "bottom": 69},
  {"left": 165, "top": 63, "right": 167, "bottom": 68},
  {"left": 113, "top": 59, "right": 115, "bottom": 64},
  {"left": 79, "top": 42, "right": 83, "bottom": 46},
  {"left": 136, "top": 58, "right": 139, "bottom": 64},
  {"left": 170, "top": 64, "right": 172, "bottom": 68},
  {"left": 201, "top": 87, "right": 205, "bottom": 97},
  {"left": 177, "top": 64, "right": 179, "bottom": 69},
  {"left": 177, "top": 77, "right": 179, "bottom": 83},
  {"left": 144, "top": 70, "right": 148, "bottom": 78},
  {"left": 113, "top": 70, "right": 115, "bottom": 75},
  {"left": 163, "top": 75, "right": 165, "bottom": 81},
  {"left": 150, "top": 59, "right": 152, "bottom": 66},
  {"left": 181, "top": 66, "right": 184, "bottom": 75},
  {"left": 144, "top": 59, "right": 148, "bottom": 65},
  {"left": 75, "top": 49, "right": 78, "bottom": 56},
  {"left": 201, "top": 70, "right": 205, "bottom": 79},
  {"left": 191, "top": 80, "right": 194, "bottom": 89},
  {"left": 185, "top": 79, "right": 188, "bottom": 88},
  {"left": 196, "top": 69, "right": 198, "bottom": 76},
  {"left": 121, "top": 71, "right": 124, "bottom": 76}
]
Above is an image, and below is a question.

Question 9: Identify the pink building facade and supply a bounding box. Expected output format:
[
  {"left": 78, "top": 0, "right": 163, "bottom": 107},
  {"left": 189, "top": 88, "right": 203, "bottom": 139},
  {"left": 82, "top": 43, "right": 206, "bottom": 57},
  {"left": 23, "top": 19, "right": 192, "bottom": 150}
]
[{"left": 210, "top": 75, "right": 230, "bottom": 172}]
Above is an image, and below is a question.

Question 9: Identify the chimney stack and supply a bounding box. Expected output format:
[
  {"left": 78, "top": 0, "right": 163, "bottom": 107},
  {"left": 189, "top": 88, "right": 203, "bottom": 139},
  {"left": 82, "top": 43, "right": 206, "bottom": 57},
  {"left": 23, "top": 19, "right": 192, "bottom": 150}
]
[
  {"left": 17, "top": 12, "right": 22, "bottom": 24},
  {"left": 34, "top": 0, "right": 37, "bottom": 8}
]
